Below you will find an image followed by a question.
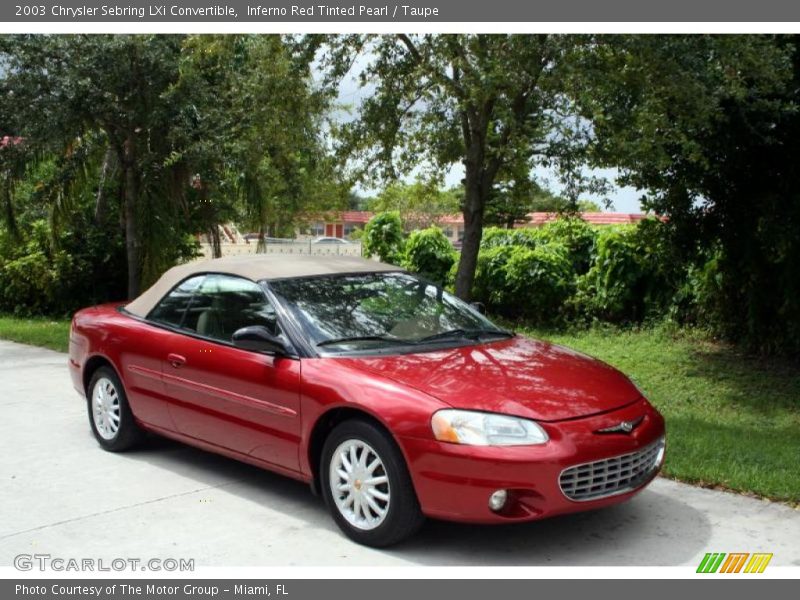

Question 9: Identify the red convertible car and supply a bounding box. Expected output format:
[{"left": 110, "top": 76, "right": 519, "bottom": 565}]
[{"left": 69, "top": 255, "right": 665, "bottom": 547}]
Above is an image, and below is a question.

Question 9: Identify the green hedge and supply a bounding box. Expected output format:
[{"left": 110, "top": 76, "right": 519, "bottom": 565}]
[
  {"left": 472, "top": 217, "right": 703, "bottom": 327},
  {"left": 362, "top": 211, "right": 405, "bottom": 264},
  {"left": 472, "top": 242, "right": 574, "bottom": 323},
  {"left": 359, "top": 213, "right": 733, "bottom": 333},
  {"left": 402, "top": 226, "right": 456, "bottom": 286},
  {"left": 0, "top": 218, "right": 128, "bottom": 316}
]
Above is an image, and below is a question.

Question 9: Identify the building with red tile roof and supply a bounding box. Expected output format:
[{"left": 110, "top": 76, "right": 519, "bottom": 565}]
[
  {"left": 305, "top": 211, "right": 466, "bottom": 242},
  {"left": 519, "top": 212, "right": 654, "bottom": 227},
  {"left": 300, "top": 210, "right": 657, "bottom": 243}
]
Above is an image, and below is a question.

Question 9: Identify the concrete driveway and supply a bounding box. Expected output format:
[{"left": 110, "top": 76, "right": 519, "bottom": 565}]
[{"left": 1, "top": 339, "right": 798, "bottom": 567}]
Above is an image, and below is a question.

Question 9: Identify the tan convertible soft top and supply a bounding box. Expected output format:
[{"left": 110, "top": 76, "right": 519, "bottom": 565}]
[{"left": 125, "top": 254, "right": 402, "bottom": 318}]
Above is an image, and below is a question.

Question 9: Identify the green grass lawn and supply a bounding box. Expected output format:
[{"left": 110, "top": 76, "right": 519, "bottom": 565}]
[
  {"left": 0, "top": 315, "right": 71, "bottom": 353},
  {"left": 1, "top": 313, "right": 798, "bottom": 503},
  {"left": 512, "top": 323, "right": 800, "bottom": 505}
]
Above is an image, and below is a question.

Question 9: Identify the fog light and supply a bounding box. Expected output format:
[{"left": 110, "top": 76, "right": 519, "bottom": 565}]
[{"left": 489, "top": 489, "right": 508, "bottom": 512}]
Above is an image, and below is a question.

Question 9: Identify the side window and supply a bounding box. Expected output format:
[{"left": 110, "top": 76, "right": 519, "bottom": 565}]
[
  {"left": 189, "top": 274, "right": 279, "bottom": 343},
  {"left": 147, "top": 276, "right": 206, "bottom": 328}
]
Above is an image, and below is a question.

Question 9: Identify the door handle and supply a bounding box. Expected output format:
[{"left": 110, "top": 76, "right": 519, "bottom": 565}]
[{"left": 167, "top": 353, "right": 186, "bottom": 368}]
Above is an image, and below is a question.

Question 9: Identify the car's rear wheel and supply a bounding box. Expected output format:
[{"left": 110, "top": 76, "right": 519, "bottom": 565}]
[
  {"left": 87, "top": 366, "right": 144, "bottom": 452},
  {"left": 321, "top": 419, "right": 424, "bottom": 547}
]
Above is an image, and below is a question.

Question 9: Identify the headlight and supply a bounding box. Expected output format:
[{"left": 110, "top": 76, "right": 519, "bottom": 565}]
[{"left": 431, "top": 409, "right": 549, "bottom": 446}]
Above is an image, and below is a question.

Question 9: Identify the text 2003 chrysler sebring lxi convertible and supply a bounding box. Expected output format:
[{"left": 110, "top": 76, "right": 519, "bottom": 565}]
[{"left": 69, "top": 255, "right": 665, "bottom": 547}]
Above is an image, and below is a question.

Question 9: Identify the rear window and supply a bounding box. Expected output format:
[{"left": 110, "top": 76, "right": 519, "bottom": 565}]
[{"left": 147, "top": 276, "right": 205, "bottom": 328}]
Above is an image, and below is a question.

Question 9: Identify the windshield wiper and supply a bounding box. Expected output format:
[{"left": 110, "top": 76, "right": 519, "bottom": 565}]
[
  {"left": 415, "top": 328, "right": 513, "bottom": 344},
  {"left": 317, "top": 328, "right": 513, "bottom": 348},
  {"left": 316, "top": 335, "right": 404, "bottom": 347}
]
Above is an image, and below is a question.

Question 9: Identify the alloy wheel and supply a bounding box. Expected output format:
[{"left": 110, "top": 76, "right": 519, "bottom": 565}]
[
  {"left": 328, "top": 439, "right": 391, "bottom": 530},
  {"left": 92, "top": 377, "right": 121, "bottom": 441}
]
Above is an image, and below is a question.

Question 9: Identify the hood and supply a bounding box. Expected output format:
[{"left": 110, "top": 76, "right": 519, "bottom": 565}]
[{"left": 339, "top": 335, "right": 641, "bottom": 422}]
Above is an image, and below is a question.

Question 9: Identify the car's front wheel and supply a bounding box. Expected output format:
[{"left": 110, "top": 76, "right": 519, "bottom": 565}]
[
  {"left": 87, "top": 366, "right": 144, "bottom": 452},
  {"left": 321, "top": 419, "right": 424, "bottom": 547}
]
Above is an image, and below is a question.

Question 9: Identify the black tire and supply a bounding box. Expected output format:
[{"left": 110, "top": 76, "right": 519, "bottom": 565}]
[
  {"left": 86, "top": 366, "right": 144, "bottom": 452},
  {"left": 320, "top": 419, "right": 425, "bottom": 547}
]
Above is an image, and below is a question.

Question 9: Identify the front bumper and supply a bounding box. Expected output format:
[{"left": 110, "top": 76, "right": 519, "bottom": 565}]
[{"left": 399, "top": 398, "right": 665, "bottom": 523}]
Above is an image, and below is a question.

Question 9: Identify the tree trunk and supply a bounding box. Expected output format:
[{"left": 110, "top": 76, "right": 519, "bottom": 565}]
[
  {"left": 454, "top": 174, "right": 485, "bottom": 300},
  {"left": 122, "top": 137, "right": 141, "bottom": 299},
  {"left": 1, "top": 176, "right": 17, "bottom": 239},
  {"left": 199, "top": 185, "right": 222, "bottom": 259},
  {"left": 94, "top": 146, "right": 114, "bottom": 226},
  {"left": 209, "top": 225, "right": 222, "bottom": 258},
  {"left": 256, "top": 223, "right": 267, "bottom": 253}
]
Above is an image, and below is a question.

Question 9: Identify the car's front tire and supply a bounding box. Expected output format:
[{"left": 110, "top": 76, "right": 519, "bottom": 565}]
[
  {"left": 321, "top": 419, "right": 424, "bottom": 547},
  {"left": 87, "top": 366, "right": 144, "bottom": 452}
]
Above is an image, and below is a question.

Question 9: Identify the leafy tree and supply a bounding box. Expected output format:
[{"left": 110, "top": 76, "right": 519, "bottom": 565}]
[
  {"left": 348, "top": 191, "right": 373, "bottom": 211},
  {"left": 0, "top": 157, "right": 130, "bottom": 315},
  {"left": 170, "top": 35, "right": 345, "bottom": 251},
  {"left": 0, "top": 136, "right": 27, "bottom": 238},
  {"left": 362, "top": 211, "right": 405, "bottom": 263},
  {"left": 0, "top": 35, "right": 194, "bottom": 296},
  {"left": 544, "top": 113, "right": 612, "bottom": 210},
  {"left": 314, "top": 34, "right": 585, "bottom": 300},
  {"left": 485, "top": 176, "right": 539, "bottom": 228},
  {"left": 369, "top": 180, "right": 460, "bottom": 229},
  {"left": 578, "top": 35, "right": 800, "bottom": 353},
  {"left": 0, "top": 34, "right": 339, "bottom": 297},
  {"left": 576, "top": 199, "right": 603, "bottom": 212},
  {"left": 484, "top": 177, "right": 597, "bottom": 227}
]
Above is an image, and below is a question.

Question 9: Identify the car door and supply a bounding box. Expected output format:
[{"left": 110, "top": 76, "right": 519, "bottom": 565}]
[
  {"left": 130, "top": 275, "right": 207, "bottom": 430},
  {"left": 155, "top": 274, "right": 302, "bottom": 473}
]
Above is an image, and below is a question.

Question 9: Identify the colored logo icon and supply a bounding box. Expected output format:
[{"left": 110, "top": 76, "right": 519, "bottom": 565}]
[{"left": 696, "top": 552, "right": 773, "bottom": 573}]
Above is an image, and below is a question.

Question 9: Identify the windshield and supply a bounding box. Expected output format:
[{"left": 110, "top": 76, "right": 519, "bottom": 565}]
[{"left": 268, "top": 271, "right": 510, "bottom": 353}]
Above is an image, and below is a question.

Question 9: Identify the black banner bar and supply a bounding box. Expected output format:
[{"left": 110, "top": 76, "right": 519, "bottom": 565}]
[
  {"left": 3, "top": 579, "right": 799, "bottom": 600},
  {"left": 4, "top": 0, "right": 800, "bottom": 22}
]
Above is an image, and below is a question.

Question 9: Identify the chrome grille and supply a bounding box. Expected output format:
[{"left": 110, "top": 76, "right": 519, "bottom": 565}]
[{"left": 559, "top": 437, "right": 665, "bottom": 502}]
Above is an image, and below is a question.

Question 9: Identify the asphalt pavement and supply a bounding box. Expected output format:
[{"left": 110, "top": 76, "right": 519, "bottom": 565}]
[{"left": 1, "top": 339, "right": 798, "bottom": 567}]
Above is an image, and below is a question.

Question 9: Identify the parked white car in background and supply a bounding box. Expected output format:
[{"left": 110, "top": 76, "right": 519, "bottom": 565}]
[{"left": 312, "top": 237, "right": 350, "bottom": 244}]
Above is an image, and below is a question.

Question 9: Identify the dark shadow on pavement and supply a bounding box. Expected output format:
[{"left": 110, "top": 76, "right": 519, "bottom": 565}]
[{"left": 122, "top": 434, "right": 711, "bottom": 566}]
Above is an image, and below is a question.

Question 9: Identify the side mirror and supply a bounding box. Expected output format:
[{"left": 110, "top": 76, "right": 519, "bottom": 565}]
[
  {"left": 232, "top": 325, "right": 287, "bottom": 355},
  {"left": 470, "top": 301, "right": 487, "bottom": 315}
]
